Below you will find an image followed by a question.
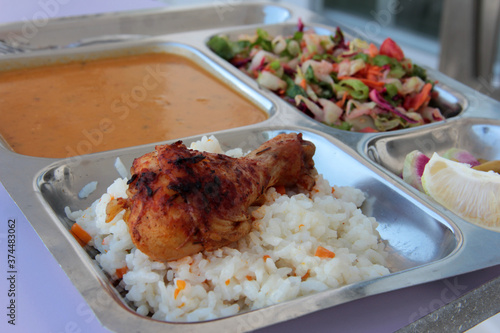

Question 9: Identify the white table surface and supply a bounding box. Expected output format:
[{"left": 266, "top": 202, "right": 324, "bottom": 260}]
[{"left": 0, "top": 1, "right": 499, "bottom": 332}]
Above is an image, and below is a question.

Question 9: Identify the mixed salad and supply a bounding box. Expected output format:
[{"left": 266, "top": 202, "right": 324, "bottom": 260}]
[{"left": 208, "top": 22, "right": 444, "bottom": 132}]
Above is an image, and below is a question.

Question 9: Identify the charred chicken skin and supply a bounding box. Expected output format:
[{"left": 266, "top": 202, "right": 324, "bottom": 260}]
[{"left": 110, "top": 133, "right": 316, "bottom": 262}]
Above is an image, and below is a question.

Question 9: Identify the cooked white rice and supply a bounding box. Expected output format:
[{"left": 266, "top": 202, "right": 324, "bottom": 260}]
[
  {"left": 78, "top": 180, "right": 98, "bottom": 199},
  {"left": 68, "top": 135, "right": 390, "bottom": 322}
]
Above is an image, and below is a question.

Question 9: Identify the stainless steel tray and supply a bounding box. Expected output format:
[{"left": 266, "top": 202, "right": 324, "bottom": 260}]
[{"left": 0, "top": 2, "right": 499, "bottom": 332}]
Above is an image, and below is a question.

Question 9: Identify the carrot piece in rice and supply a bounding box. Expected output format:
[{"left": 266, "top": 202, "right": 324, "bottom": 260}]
[
  {"left": 315, "top": 246, "right": 335, "bottom": 259},
  {"left": 70, "top": 223, "right": 92, "bottom": 246},
  {"left": 174, "top": 279, "right": 186, "bottom": 299},
  {"left": 116, "top": 266, "right": 128, "bottom": 279},
  {"left": 275, "top": 185, "right": 286, "bottom": 195}
]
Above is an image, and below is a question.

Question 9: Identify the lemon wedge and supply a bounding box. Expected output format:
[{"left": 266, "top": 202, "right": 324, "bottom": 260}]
[{"left": 421, "top": 153, "right": 500, "bottom": 231}]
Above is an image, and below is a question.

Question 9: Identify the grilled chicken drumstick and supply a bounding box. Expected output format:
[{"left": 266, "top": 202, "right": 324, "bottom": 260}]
[{"left": 108, "top": 133, "right": 316, "bottom": 262}]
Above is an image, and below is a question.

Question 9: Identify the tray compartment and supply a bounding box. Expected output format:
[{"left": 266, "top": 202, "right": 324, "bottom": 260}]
[
  {"left": 0, "top": 40, "right": 275, "bottom": 157},
  {"left": 205, "top": 23, "right": 466, "bottom": 132},
  {"left": 35, "top": 127, "right": 459, "bottom": 322},
  {"left": 366, "top": 118, "right": 500, "bottom": 177},
  {"left": 365, "top": 117, "right": 500, "bottom": 233}
]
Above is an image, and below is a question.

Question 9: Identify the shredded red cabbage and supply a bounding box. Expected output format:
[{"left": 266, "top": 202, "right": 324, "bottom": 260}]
[
  {"left": 369, "top": 89, "right": 418, "bottom": 123},
  {"left": 297, "top": 18, "right": 304, "bottom": 32},
  {"left": 231, "top": 58, "right": 251, "bottom": 68}
]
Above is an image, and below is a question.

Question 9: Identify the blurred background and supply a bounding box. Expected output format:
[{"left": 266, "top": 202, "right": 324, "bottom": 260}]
[{"left": 2, "top": 0, "right": 498, "bottom": 100}]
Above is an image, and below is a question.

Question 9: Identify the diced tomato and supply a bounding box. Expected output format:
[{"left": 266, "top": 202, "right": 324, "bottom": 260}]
[{"left": 379, "top": 38, "right": 404, "bottom": 61}]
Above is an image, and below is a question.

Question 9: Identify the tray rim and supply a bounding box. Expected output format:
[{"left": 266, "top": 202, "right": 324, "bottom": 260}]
[{"left": 0, "top": 2, "right": 499, "bottom": 332}]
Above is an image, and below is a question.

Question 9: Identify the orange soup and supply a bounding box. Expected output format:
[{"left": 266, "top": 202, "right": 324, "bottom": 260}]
[{"left": 0, "top": 52, "right": 268, "bottom": 158}]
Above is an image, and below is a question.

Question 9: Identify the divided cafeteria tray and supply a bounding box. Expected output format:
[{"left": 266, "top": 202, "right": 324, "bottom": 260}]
[{"left": 0, "top": 2, "right": 499, "bottom": 332}]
